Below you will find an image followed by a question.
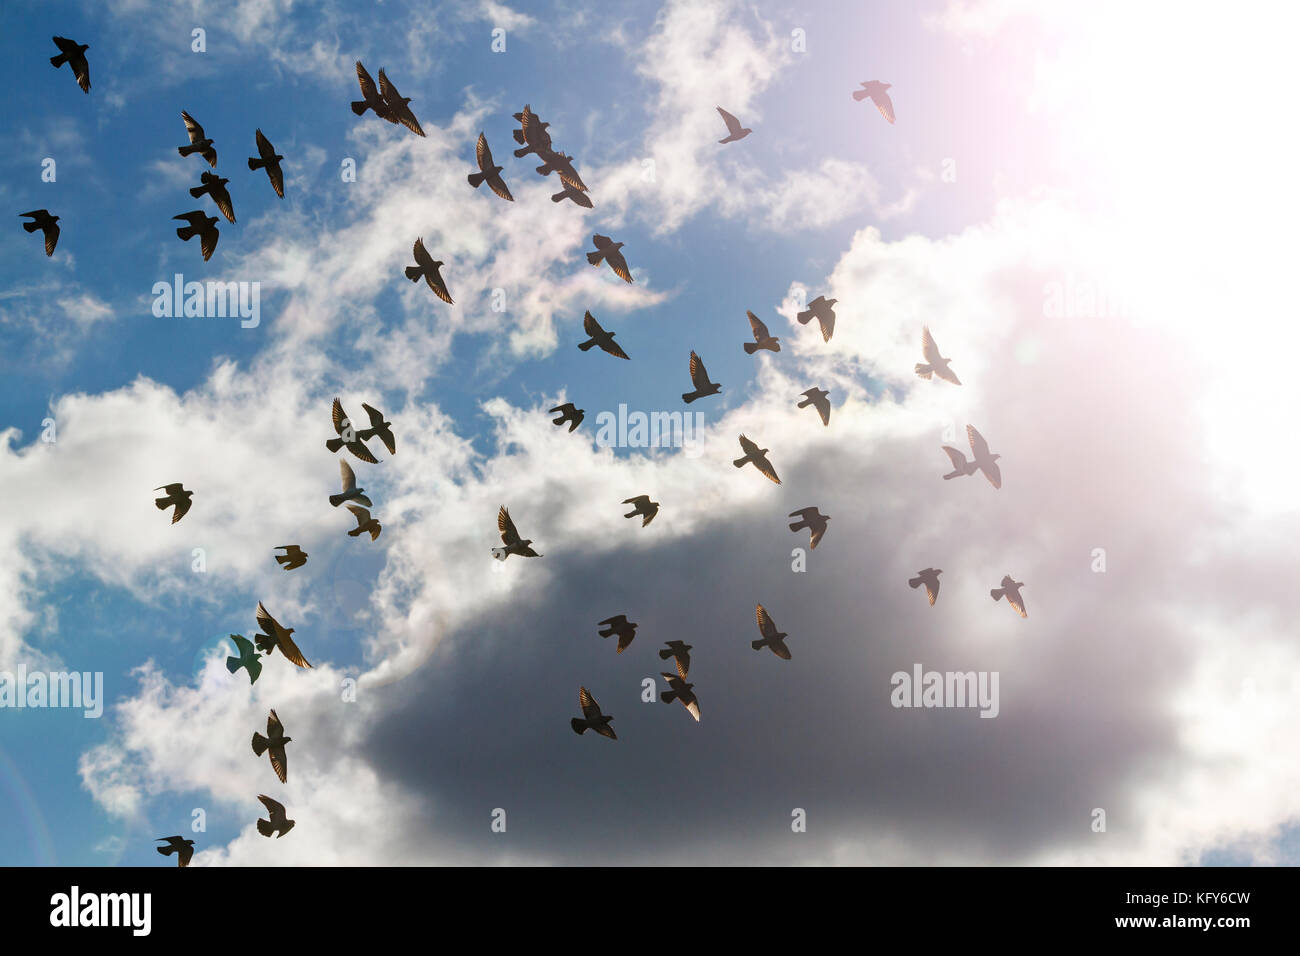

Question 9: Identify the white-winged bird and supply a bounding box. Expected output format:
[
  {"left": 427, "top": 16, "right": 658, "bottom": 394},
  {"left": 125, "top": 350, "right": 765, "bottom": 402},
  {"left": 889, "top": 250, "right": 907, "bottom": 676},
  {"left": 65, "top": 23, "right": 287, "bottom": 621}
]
[
  {"left": 991, "top": 575, "right": 1027, "bottom": 618},
  {"left": 658, "top": 640, "right": 692, "bottom": 675},
  {"left": 405, "top": 237, "right": 453, "bottom": 304},
  {"left": 966, "top": 425, "right": 1002, "bottom": 489},
  {"left": 50, "top": 36, "right": 90, "bottom": 93},
  {"left": 256, "top": 795, "right": 295, "bottom": 838},
  {"left": 173, "top": 210, "right": 219, "bottom": 261},
  {"left": 254, "top": 602, "right": 312, "bottom": 669},
  {"left": 330, "top": 458, "right": 372, "bottom": 508},
  {"left": 597, "top": 615, "right": 638, "bottom": 654},
  {"left": 716, "top": 106, "right": 751, "bottom": 143},
  {"left": 351, "top": 61, "right": 396, "bottom": 121},
  {"left": 248, "top": 129, "right": 285, "bottom": 198},
  {"left": 682, "top": 351, "right": 721, "bottom": 403},
  {"left": 853, "top": 80, "right": 895, "bottom": 124},
  {"left": 346, "top": 504, "right": 382, "bottom": 540},
  {"left": 225, "top": 634, "right": 262, "bottom": 685},
  {"left": 326, "top": 397, "right": 379, "bottom": 464},
  {"left": 154, "top": 483, "right": 193, "bottom": 523},
  {"left": 468, "top": 132, "right": 513, "bottom": 201},
  {"left": 743, "top": 310, "right": 780, "bottom": 353},
  {"left": 753, "top": 603, "right": 792, "bottom": 660},
  {"left": 251, "top": 709, "right": 291, "bottom": 784},
  {"left": 571, "top": 686, "right": 616, "bottom": 739},
  {"left": 798, "top": 387, "right": 830, "bottom": 426},
  {"left": 733, "top": 434, "right": 780, "bottom": 484},
  {"left": 578, "top": 311, "right": 629, "bottom": 359},
  {"left": 493, "top": 506, "right": 541, "bottom": 560},
  {"left": 20, "top": 210, "right": 60, "bottom": 256},
  {"left": 915, "top": 326, "right": 960, "bottom": 384},
  {"left": 587, "top": 234, "right": 632, "bottom": 282},
  {"left": 356, "top": 402, "right": 395, "bottom": 455},
  {"left": 796, "top": 295, "right": 837, "bottom": 342},
  {"left": 178, "top": 111, "right": 217, "bottom": 166},
  {"left": 378, "top": 69, "right": 424, "bottom": 136},
  {"left": 549, "top": 402, "right": 584, "bottom": 432},
  {"left": 622, "top": 495, "right": 659, "bottom": 527},
  {"left": 660, "top": 657, "right": 700, "bottom": 721},
  {"left": 274, "top": 545, "right": 307, "bottom": 570},
  {"left": 189, "top": 171, "right": 235, "bottom": 223},
  {"left": 788, "top": 507, "right": 829, "bottom": 549},
  {"left": 909, "top": 568, "right": 942, "bottom": 606},
  {"left": 156, "top": 836, "right": 194, "bottom": 867}
]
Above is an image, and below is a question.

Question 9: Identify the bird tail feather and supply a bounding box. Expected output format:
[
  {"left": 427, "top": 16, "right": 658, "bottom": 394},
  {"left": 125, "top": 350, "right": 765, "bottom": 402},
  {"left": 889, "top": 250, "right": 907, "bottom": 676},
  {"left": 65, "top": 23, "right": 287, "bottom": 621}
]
[
  {"left": 550, "top": 191, "right": 567, "bottom": 203},
  {"left": 248, "top": 157, "right": 264, "bottom": 171},
  {"left": 188, "top": 185, "right": 206, "bottom": 198},
  {"left": 908, "top": 577, "right": 921, "bottom": 588},
  {"left": 325, "top": 437, "right": 344, "bottom": 453},
  {"left": 915, "top": 363, "right": 933, "bottom": 379},
  {"left": 743, "top": 342, "right": 759, "bottom": 354},
  {"left": 22, "top": 221, "right": 39, "bottom": 233},
  {"left": 852, "top": 89, "right": 869, "bottom": 101},
  {"left": 796, "top": 312, "right": 812, "bottom": 324},
  {"left": 176, "top": 226, "right": 195, "bottom": 241},
  {"left": 586, "top": 251, "right": 603, "bottom": 265},
  {"left": 350, "top": 100, "right": 368, "bottom": 116},
  {"left": 328, "top": 493, "right": 348, "bottom": 507},
  {"left": 51, "top": 53, "right": 68, "bottom": 66},
  {"left": 683, "top": 393, "right": 698, "bottom": 404},
  {"left": 178, "top": 145, "right": 196, "bottom": 157},
  {"left": 513, "top": 145, "right": 532, "bottom": 158},
  {"left": 991, "top": 588, "right": 1005, "bottom": 601},
  {"left": 658, "top": 649, "right": 671, "bottom": 660},
  {"left": 570, "top": 718, "right": 588, "bottom": 735},
  {"left": 661, "top": 691, "right": 677, "bottom": 704},
  {"left": 251, "top": 732, "right": 269, "bottom": 756},
  {"left": 256, "top": 819, "right": 274, "bottom": 837},
  {"left": 577, "top": 340, "right": 596, "bottom": 351},
  {"left": 468, "top": 171, "right": 486, "bottom": 187},
  {"left": 225, "top": 656, "right": 241, "bottom": 674},
  {"left": 751, "top": 639, "right": 766, "bottom": 650},
  {"left": 404, "top": 266, "right": 423, "bottom": 282},
  {"left": 732, "top": 456, "right": 749, "bottom": 468}
]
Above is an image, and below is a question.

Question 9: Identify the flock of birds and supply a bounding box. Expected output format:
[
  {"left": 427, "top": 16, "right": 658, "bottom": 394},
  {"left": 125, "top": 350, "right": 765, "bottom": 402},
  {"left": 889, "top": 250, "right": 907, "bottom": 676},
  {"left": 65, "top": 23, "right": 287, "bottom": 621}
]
[{"left": 25, "top": 34, "right": 1026, "bottom": 865}]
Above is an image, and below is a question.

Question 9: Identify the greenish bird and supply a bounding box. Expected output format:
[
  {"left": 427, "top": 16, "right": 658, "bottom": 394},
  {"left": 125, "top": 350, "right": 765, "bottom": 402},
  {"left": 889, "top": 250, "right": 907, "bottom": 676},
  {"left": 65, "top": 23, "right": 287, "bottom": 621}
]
[{"left": 226, "top": 634, "right": 262, "bottom": 685}]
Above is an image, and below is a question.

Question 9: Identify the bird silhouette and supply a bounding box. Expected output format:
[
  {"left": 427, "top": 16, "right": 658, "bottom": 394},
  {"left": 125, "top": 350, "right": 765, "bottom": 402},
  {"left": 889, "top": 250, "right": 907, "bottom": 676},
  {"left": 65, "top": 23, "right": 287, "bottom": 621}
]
[
  {"left": 571, "top": 686, "right": 616, "bottom": 739},
  {"left": 256, "top": 795, "right": 295, "bottom": 838},
  {"left": 622, "top": 495, "right": 659, "bottom": 527},
  {"left": 658, "top": 640, "right": 692, "bottom": 675},
  {"left": 253, "top": 602, "right": 312, "bottom": 669},
  {"left": 225, "top": 635, "right": 262, "bottom": 685},
  {"left": 248, "top": 129, "right": 285, "bottom": 198},
  {"left": 351, "top": 61, "right": 396, "bottom": 121},
  {"left": 788, "top": 507, "right": 829, "bottom": 549},
  {"left": 853, "top": 80, "right": 895, "bottom": 124},
  {"left": 329, "top": 458, "right": 372, "bottom": 508},
  {"left": 682, "top": 351, "right": 722, "bottom": 403},
  {"left": 189, "top": 171, "right": 235, "bottom": 223},
  {"left": 356, "top": 402, "right": 396, "bottom": 455},
  {"left": 753, "top": 603, "right": 791, "bottom": 659},
  {"left": 20, "top": 210, "right": 60, "bottom": 256},
  {"left": 156, "top": 836, "right": 194, "bottom": 867},
  {"left": 660, "top": 657, "right": 700, "bottom": 721},
  {"left": 743, "top": 311, "right": 780, "bottom": 353},
  {"left": 796, "top": 296, "right": 837, "bottom": 342},
  {"left": 154, "top": 483, "right": 193, "bottom": 523},
  {"left": 467, "top": 133, "right": 513, "bottom": 201},
  {"left": 940, "top": 444, "right": 978, "bottom": 480},
  {"left": 716, "top": 106, "right": 752, "bottom": 143},
  {"left": 512, "top": 105, "right": 552, "bottom": 158},
  {"left": 173, "top": 211, "right": 219, "bottom": 261},
  {"left": 251, "top": 709, "right": 291, "bottom": 784},
  {"left": 551, "top": 182, "right": 594, "bottom": 207},
  {"left": 587, "top": 234, "right": 632, "bottom": 282},
  {"left": 733, "top": 434, "right": 780, "bottom": 484},
  {"left": 536, "top": 150, "right": 587, "bottom": 192},
  {"left": 50, "top": 36, "right": 90, "bottom": 93},
  {"left": 326, "top": 398, "right": 379, "bottom": 463},
  {"left": 597, "top": 615, "right": 638, "bottom": 653},
  {"left": 798, "top": 387, "right": 830, "bottom": 426},
  {"left": 274, "top": 545, "right": 307, "bottom": 570},
  {"left": 915, "top": 327, "right": 960, "bottom": 384},
  {"left": 909, "top": 568, "right": 942, "bottom": 606},
  {"left": 378, "top": 69, "right": 424, "bottom": 136},
  {"left": 578, "top": 311, "right": 629, "bottom": 359},
  {"left": 966, "top": 425, "right": 1002, "bottom": 488},
  {"left": 178, "top": 111, "right": 217, "bottom": 166},
  {"left": 346, "top": 504, "right": 382, "bottom": 540},
  {"left": 549, "top": 403, "right": 585, "bottom": 432},
  {"left": 405, "top": 237, "right": 453, "bottom": 304},
  {"left": 991, "top": 575, "right": 1027, "bottom": 618},
  {"left": 493, "top": 506, "right": 541, "bottom": 560}
]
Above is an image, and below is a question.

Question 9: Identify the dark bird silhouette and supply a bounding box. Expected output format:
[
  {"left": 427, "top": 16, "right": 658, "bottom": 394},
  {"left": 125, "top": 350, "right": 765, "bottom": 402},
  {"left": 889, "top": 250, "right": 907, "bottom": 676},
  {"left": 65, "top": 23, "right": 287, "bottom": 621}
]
[
  {"left": 571, "top": 686, "right": 616, "bottom": 739},
  {"left": 351, "top": 61, "right": 395, "bottom": 121},
  {"left": 256, "top": 795, "right": 295, "bottom": 838},
  {"left": 682, "top": 351, "right": 721, "bottom": 403},
  {"left": 253, "top": 602, "right": 312, "bottom": 669},
  {"left": 990, "top": 574, "right": 1027, "bottom": 618},
  {"left": 467, "top": 132, "right": 513, "bottom": 201},
  {"left": 329, "top": 458, "right": 372, "bottom": 508},
  {"left": 796, "top": 295, "right": 837, "bottom": 342},
  {"left": 346, "top": 504, "right": 382, "bottom": 540},
  {"left": 493, "top": 506, "right": 541, "bottom": 560},
  {"left": 622, "top": 495, "right": 659, "bottom": 527},
  {"left": 225, "top": 634, "right": 262, "bottom": 685},
  {"left": 156, "top": 836, "right": 194, "bottom": 867},
  {"left": 716, "top": 106, "right": 751, "bottom": 143},
  {"left": 597, "top": 615, "right": 638, "bottom": 653},
  {"left": 587, "top": 234, "right": 632, "bottom": 282},
  {"left": 788, "top": 507, "right": 829, "bottom": 549},
  {"left": 753, "top": 603, "right": 791, "bottom": 660},
  {"left": 378, "top": 69, "right": 424, "bottom": 136},
  {"left": 549, "top": 402, "right": 585, "bottom": 432},
  {"left": 536, "top": 150, "right": 587, "bottom": 192},
  {"left": 326, "top": 398, "right": 379, "bottom": 464},
  {"left": 173, "top": 211, "right": 219, "bottom": 261},
  {"left": 915, "top": 326, "right": 960, "bottom": 384},
  {"left": 551, "top": 182, "right": 594, "bottom": 207},
  {"left": 909, "top": 568, "right": 942, "bottom": 606},
  {"left": 20, "top": 210, "right": 60, "bottom": 256},
  {"left": 660, "top": 657, "right": 700, "bottom": 721},
  {"left": 50, "top": 36, "right": 90, "bottom": 93},
  {"left": 853, "top": 80, "right": 895, "bottom": 124},
  {"left": 251, "top": 709, "right": 291, "bottom": 784},
  {"left": 274, "top": 545, "right": 307, "bottom": 570},
  {"left": 405, "top": 237, "right": 453, "bottom": 304},
  {"left": 940, "top": 444, "right": 978, "bottom": 480},
  {"left": 798, "top": 387, "right": 830, "bottom": 426},
  {"left": 178, "top": 111, "right": 217, "bottom": 167},
  {"left": 154, "top": 483, "right": 193, "bottom": 523},
  {"left": 733, "top": 434, "right": 780, "bottom": 484},
  {"left": 743, "top": 310, "right": 780, "bottom": 353},
  {"left": 356, "top": 402, "right": 395, "bottom": 455},
  {"left": 189, "top": 171, "right": 235, "bottom": 223},
  {"left": 658, "top": 640, "right": 692, "bottom": 675},
  {"left": 248, "top": 129, "right": 285, "bottom": 198},
  {"left": 966, "top": 425, "right": 1002, "bottom": 489},
  {"left": 512, "top": 105, "right": 552, "bottom": 158},
  {"left": 578, "top": 311, "right": 629, "bottom": 359}
]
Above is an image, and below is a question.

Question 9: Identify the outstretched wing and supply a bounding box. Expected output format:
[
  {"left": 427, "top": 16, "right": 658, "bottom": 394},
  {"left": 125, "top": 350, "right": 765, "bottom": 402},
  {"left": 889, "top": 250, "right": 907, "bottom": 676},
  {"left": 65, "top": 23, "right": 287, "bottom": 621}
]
[
  {"left": 267, "top": 709, "right": 284, "bottom": 738},
  {"left": 356, "top": 61, "right": 380, "bottom": 100},
  {"left": 942, "top": 446, "right": 968, "bottom": 469},
  {"left": 181, "top": 110, "right": 206, "bottom": 144},
  {"left": 756, "top": 603, "right": 778, "bottom": 639},
  {"left": 497, "top": 506, "right": 520, "bottom": 545},
  {"left": 747, "top": 310, "right": 770, "bottom": 340},
  {"left": 921, "top": 326, "right": 942, "bottom": 363},
  {"left": 967, "top": 425, "right": 991, "bottom": 459},
  {"left": 476, "top": 132, "right": 493, "bottom": 170},
  {"left": 689, "top": 351, "right": 710, "bottom": 388},
  {"left": 339, "top": 458, "right": 357, "bottom": 492},
  {"left": 583, "top": 311, "right": 601, "bottom": 337},
  {"left": 257, "top": 794, "right": 285, "bottom": 819},
  {"left": 717, "top": 106, "right": 741, "bottom": 133},
  {"left": 579, "top": 686, "right": 602, "bottom": 721}
]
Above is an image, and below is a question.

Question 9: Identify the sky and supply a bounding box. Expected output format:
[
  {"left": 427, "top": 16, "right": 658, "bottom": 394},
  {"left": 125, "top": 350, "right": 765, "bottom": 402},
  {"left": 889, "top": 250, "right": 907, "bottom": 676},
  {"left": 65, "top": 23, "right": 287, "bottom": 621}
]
[{"left": 2, "top": 0, "right": 1299, "bottom": 866}]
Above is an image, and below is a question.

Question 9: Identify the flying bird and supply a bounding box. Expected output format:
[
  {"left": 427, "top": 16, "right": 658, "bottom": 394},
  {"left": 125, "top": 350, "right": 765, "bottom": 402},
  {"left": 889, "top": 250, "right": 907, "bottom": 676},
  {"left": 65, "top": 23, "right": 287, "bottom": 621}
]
[
  {"left": 915, "top": 327, "right": 961, "bottom": 384},
  {"left": 940, "top": 445, "right": 978, "bottom": 481},
  {"left": 248, "top": 129, "right": 285, "bottom": 198},
  {"left": 622, "top": 495, "right": 659, "bottom": 527},
  {"left": 405, "top": 237, "right": 453, "bottom": 304},
  {"left": 597, "top": 615, "right": 638, "bottom": 654},
  {"left": 326, "top": 398, "right": 379, "bottom": 464},
  {"left": 549, "top": 403, "right": 585, "bottom": 432},
  {"left": 753, "top": 603, "right": 792, "bottom": 660},
  {"left": 682, "top": 351, "right": 721, "bottom": 404},
  {"left": 587, "top": 234, "right": 632, "bottom": 283},
  {"left": 189, "top": 171, "right": 235, "bottom": 223},
  {"left": 329, "top": 458, "right": 372, "bottom": 508},
  {"left": 274, "top": 545, "right": 307, "bottom": 570},
  {"left": 743, "top": 311, "right": 780, "bottom": 354},
  {"left": 256, "top": 795, "right": 295, "bottom": 839},
  {"left": 467, "top": 133, "right": 513, "bottom": 201},
  {"left": 154, "top": 483, "right": 193, "bottom": 523},
  {"left": 253, "top": 602, "right": 312, "bottom": 669},
  {"left": 990, "top": 574, "right": 1027, "bottom": 618},
  {"left": 658, "top": 640, "right": 692, "bottom": 675},
  {"left": 50, "top": 36, "right": 90, "bottom": 93},
  {"left": 796, "top": 295, "right": 837, "bottom": 342},
  {"left": 512, "top": 105, "right": 552, "bottom": 158},
  {"left": 346, "top": 504, "right": 382, "bottom": 540},
  {"left": 378, "top": 69, "right": 424, "bottom": 136},
  {"left": 251, "top": 709, "right": 292, "bottom": 784},
  {"left": 660, "top": 657, "right": 700, "bottom": 721},
  {"left": 536, "top": 150, "right": 587, "bottom": 192},
  {"left": 492, "top": 506, "right": 541, "bottom": 560},
  {"left": 798, "top": 387, "right": 830, "bottom": 426},
  {"left": 351, "top": 61, "right": 395, "bottom": 121},
  {"left": 20, "top": 210, "right": 60, "bottom": 256},
  {"left": 578, "top": 311, "right": 629, "bottom": 359},
  {"left": 909, "top": 568, "right": 942, "bottom": 606},
  {"left": 966, "top": 425, "right": 1003, "bottom": 489},
  {"left": 716, "top": 106, "right": 751, "bottom": 143},
  {"left": 853, "top": 80, "right": 895, "bottom": 124},
  {"left": 733, "top": 434, "right": 780, "bottom": 484},
  {"left": 551, "top": 182, "right": 594, "bottom": 208},
  {"left": 788, "top": 507, "right": 829, "bottom": 550},
  {"left": 571, "top": 686, "right": 616, "bottom": 740},
  {"left": 357, "top": 402, "right": 396, "bottom": 455},
  {"left": 178, "top": 111, "right": 217, "bottom": 167},
  {"left": 225, "top": 635, "right": 262, "bottom": 685},
  {"left": 173, "top": 210, "right": 219, "bottom": 261},
  {"left": 156, "top": 836, "right": 194, "bottom": 868}
]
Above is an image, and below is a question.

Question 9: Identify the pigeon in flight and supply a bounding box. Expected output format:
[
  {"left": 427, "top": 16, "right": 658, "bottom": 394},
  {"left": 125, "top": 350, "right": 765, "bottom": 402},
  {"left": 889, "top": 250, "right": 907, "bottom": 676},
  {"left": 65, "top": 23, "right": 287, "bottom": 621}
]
[
  {"left": 551, "top": 182, "right": 594, "bottom": 208},
  {"left": 733, "top": 434, "right": 781, "bottom": 484},
  {"left": 798, "top": 387, "right": 830, "bottom": 426},
  {"left": 622, "top": 495, "right": 659, "bottom": 527},
  {"left": 251, "top": 709, "right": 292, "bottom": 784},
  {"left": 571, "top": 686, "right": 616, "bottom": 740},
  {"left": 658, "top": 640, "right": 692, "bottom": 675},
  {"left": 682, "top": 351, "right": 722, "bottom": 403},
  {"left": 853, "top": 80, "right": 895, "bottom": 124},
  {"left": 189, "top": 171, "right": 235, "bottom": 223},
  {"left": 549, "top": 403, "right": 585, "bottom": 432},
  {"left": 154, "top": 483, "right": 193, "bottom": 523},
  {"left": 351, "top": 61, "right": 395, "bottom": 121},
  {"left": 788, "top": 507, "right": 829, "bottom": 550},
  {"left": 796, "top": 295, "right": 837, "bottom": 342},
  {"left": 225, "top": 634, "right": 262, "bottom": 685},
  {"left": 468, "top": 133, "right": 513, "bottom": 201},
  {"left": 743, "top": 311, "right": 780, "bottom": 354},
  {"left": 909, "top": 568, "right": 942, "bottom": 606},
  {"left": 256, "top": 795, "right": 295, "bottom": 839},
  {"left": 512, "top": 105, "right": 552, "bottom": 158},
  {"left": 493, "top": 506, "right": 541, "bottom": 560},
  {"left": 20, "top": 210, "right": 60, "bottom": 256},
  {"left": 329, "top": 458, "right": 372, "bottom": 508},
  {"left": 915, "top": 327, "right": 960, "bottom": 384},
  {"left": 753, "top": 603, "right": 792, "bottom": 660},
  {"left": 597, "top": 615, "right": 638, "bottom": 654},
  {"left": 248, "top": 129, "right": 285, "bottom": 198},
  {"left": 178, "top": 111, "right": 217, "bottom": 167},
  {"left": 346, "top": 504, "right": 382, "bottom": 541},
  {"left": 357, "top": 402, "right": 396, "bottom": 455},
  {"left": 578, "top": 311, "right": 629, "bottom": 359},
  {"left": 50, "top": 36, "right": 90, "bottom": 93},
  {"left": 253, "top": 602, "right": 312, "bottom": 669},
  {"left": 965, "top": 425, "right": 1002, "bottom": 489},
  {"left": 173, "top": 211, "right": 219, "bottom": 261},
  {"left": 274, "top": 545, "right": 307, "bottom": 570},
  {"left": 990, "top": 574, "right": 1027, "bottom": 618},
  {"left": 716, "top": 106, "right": 752, "bottom": 143},
  {"left": 587, "top": 235, "right": 632, "bottom": 283},
  {"left": 156, "top": 836, "right": 195, "bottom": 868},
  {"left": 536, "top": 150, "right": 588, "bottom": 192},
  {"left": 660, "top": 658, "right": 700, "bottom": 721},
  {"left": 405, "top": 237, "right": 453, "bottom": 304},
  {"left": 326, "top": 398, "right": 379, "bottom": 464},
  {"left": 378, "top": 69, "right": 424, "bottom": 136}
]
